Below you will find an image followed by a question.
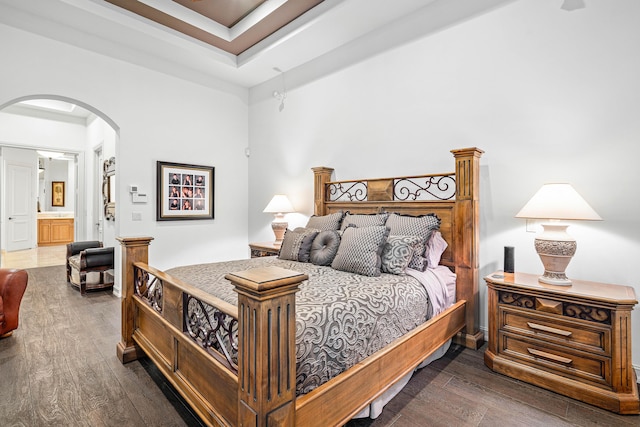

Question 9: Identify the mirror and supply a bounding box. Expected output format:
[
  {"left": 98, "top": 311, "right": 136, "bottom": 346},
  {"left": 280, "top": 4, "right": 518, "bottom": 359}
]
[{"left": 103, "top": 157, "right": 115, "bottom": 220}]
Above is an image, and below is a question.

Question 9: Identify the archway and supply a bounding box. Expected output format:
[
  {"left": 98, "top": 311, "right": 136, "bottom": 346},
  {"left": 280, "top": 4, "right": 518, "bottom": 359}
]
[
  {"left": 0, "top": 95, "right": 119, "bottom": 132},
  {"left": 0, "top": 94, "right": 119, "bottom": 269}
]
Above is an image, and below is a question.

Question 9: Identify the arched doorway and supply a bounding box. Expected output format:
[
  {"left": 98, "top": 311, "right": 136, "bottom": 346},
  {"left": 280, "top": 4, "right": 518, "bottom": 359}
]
[{"left": 0, "top": 95, "right": 119, "bottom": 269}]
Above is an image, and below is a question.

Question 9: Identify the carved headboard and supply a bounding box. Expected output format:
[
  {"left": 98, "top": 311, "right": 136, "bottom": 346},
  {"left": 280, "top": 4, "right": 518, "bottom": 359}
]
[{"left": 312, "top": 147, "right": 484, "bottom": 348}]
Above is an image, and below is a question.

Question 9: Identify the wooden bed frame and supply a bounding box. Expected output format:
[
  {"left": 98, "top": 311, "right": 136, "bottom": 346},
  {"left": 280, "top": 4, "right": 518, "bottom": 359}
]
[{"left": 116, "top": 147, "right": 484, "bottom": 427}]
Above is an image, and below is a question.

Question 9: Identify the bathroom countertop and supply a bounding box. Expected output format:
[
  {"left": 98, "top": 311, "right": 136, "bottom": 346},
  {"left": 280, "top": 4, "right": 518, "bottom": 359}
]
[{"left": 37, "top": 212, "right": 74, "bottom": 219}]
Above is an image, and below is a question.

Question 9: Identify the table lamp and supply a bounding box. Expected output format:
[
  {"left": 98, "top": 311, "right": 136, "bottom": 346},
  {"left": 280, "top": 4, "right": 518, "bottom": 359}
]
[
  {"left": 515, "top": 183, "right": 601, "bottom": 285},
  {"left": 263, "top": 194, "right": 295, "bottom": 246}
]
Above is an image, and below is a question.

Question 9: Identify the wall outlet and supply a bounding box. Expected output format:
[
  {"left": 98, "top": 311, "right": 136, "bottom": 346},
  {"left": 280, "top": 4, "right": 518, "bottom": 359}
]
[
  {"left": 526, "top": 219, "right": 539, "bottom": 233},
  {"left": 132, "top": 212, "right": 142, "bottom": 221}
]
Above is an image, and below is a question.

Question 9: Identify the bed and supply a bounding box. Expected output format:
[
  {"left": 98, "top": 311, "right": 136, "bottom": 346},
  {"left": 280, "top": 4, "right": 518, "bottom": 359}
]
[{"left": 116, "top": 147, "right": 484, "bottom": 427}]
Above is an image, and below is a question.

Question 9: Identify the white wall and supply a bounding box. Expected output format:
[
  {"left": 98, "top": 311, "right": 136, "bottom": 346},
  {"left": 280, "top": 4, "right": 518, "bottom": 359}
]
[
  {"left": 38, "top": 157, "right": 74, "bottom": 212},
  {"left": 0, "top": 23, "right": 250, "bottom": 291},
  {"left": 248, "top": 0, "right": 640, "bottom": 368},
  {"left": 86, "top": 117, "right": 117, "bottom": 248},
  {"left": 0, "top": 111, "right": 87, "bottom": 151}
]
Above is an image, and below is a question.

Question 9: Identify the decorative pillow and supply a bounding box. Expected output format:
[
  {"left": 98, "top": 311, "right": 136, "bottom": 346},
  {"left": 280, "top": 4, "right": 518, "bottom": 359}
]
[
  {"left": 381, "top": 235, "right": 423, "bottom": 275},
  {"left": 331, "top": 225, "right": 389, "bottom": 277},
  {"left": 305, "top": 211, "right": 343, "bottom": 231},
  {"left": 309, "top": 230, "right": 341, "bottom": 266},
  {"left": 385, "top": 213, "right": 441, "bottom": 271},
  {"left": 340, "top": 212, "right": 389, "bottom": 231},
  {"left": 425, "top": 231, "right": 448, "bottom": 268},
  {"left": 278, "top": 228, "right": 319, "bottom": 262}
]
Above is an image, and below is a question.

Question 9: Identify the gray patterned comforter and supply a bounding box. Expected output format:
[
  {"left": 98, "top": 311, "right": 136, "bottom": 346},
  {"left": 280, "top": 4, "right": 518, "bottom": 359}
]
[{"left": 166, "top": 256, "right": 431, "bottom": 395}]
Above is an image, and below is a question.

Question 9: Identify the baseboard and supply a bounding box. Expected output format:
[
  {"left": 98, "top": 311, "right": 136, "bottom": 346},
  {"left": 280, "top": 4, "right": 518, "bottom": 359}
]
[{"left": 481, "top": 325, "right": 488, "bottom": 344}]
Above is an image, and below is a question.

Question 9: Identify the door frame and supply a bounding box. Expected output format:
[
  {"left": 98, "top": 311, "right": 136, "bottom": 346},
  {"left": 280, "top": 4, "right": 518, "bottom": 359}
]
[{"left": 94, "top": 145, "right": 104, "bottom": 242}]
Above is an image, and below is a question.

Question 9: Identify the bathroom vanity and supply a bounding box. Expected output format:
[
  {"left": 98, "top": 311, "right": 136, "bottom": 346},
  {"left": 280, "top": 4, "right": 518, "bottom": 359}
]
[{"left": 37, "top": 212, "right": 74, "bottom": 246}]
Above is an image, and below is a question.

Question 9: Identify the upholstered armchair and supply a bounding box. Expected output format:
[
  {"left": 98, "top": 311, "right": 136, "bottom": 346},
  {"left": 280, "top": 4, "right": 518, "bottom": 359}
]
[
  {"left": 66, "top": 241, "right": 115, "bottom": 295},
  {"left": 0, "top": 269, "right": 28, "bottom": 338}
]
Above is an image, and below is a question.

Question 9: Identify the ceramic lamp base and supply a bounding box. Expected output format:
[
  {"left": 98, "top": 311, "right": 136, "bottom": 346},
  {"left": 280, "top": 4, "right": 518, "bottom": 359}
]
[
  {"left": 271, "top": 221, "right": 287, "bottom": 246},
  {"left": 534, "top": 223, "right": 577, "bottom": 286}
]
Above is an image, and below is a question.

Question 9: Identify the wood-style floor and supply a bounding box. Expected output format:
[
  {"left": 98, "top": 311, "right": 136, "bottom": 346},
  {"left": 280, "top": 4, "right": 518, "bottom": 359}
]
[
  {"left": 0, "top": 265, "right": 204, "bottom": 426},
  {"left": 1, "top": 262, "right": 639, "bottom": 426}
]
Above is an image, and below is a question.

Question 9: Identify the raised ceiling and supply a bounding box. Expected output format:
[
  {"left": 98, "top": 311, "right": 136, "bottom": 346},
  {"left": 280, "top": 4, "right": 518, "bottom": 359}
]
[
  {"left": 105, "top": 0, "right": 325, "bottom": 56},
  {"left": 0, "top": 0, "right": 513, "bottom": 88}
]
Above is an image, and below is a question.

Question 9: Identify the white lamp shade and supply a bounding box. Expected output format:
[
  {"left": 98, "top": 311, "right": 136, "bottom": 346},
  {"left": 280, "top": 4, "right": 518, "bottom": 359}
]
[
  {"left": 515, "top": 183, "right": 601, "bottom": 221},
  {"left": 263, "top": 194, "right": 295, "bottom": 214}
]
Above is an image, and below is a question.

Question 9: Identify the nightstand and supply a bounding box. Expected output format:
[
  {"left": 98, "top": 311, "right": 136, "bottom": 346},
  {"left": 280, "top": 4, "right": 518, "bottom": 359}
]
[
  {"left": 249, "top": 242, "right": 280, "bottom": 258},
  {"left": 484, "top": 271, "right": 639, "bottom": 414}
]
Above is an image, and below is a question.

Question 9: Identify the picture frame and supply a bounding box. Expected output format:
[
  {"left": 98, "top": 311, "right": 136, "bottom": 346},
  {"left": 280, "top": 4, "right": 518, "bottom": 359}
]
[
  {"left": 157, "top": 161, "right": 214, "bottom": 221},
  {"left": 52, "top": 181, "right": 65, "bottom": 207}
]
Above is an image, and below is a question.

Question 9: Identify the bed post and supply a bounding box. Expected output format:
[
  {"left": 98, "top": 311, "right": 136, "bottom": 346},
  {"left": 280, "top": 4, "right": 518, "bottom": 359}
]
[
  {"left": 226, "top": 266, "right": 308, "bottom": 427},
  {"left": 451, "top": 148, "right": 484, "bottom": 350},
  {"left": 116, "top": 236, "right": 154, "bottom": 364},
  {"left": 312, "top": 167, "right": 333, "bottom": 215}
]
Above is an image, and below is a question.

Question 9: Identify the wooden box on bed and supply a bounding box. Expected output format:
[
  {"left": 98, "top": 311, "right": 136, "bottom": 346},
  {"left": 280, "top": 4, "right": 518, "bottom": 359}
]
[{"left": 116, "top": 147, "right": 484, "bottom": 426}]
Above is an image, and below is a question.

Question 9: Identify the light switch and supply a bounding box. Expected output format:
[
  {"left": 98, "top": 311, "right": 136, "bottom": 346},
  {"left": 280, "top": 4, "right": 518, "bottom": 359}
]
[{"left": 132, "top": 193, "right": 148, "bottom": 203}]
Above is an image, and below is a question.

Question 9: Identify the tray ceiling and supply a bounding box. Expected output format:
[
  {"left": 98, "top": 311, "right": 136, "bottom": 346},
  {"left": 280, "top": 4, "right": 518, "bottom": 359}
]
[
  {"left": 0, "top": 0, "right": 513, "bottom": 88},
  {"left": 105, "top": 0, "right": 325, "bottom": 56}
]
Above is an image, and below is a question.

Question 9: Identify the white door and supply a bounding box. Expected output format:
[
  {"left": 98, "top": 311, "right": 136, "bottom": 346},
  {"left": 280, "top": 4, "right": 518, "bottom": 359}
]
[{"left": 6, "top": 162, "right": 35, "bottom": 251}]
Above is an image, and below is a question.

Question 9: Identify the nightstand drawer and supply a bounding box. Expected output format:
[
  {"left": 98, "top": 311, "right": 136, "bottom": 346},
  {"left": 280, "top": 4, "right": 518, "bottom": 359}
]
[
  {"left": 499, "top": 333, "right": 611, "bottom": 388},
  {"left": 499, "top": 306, "right": 610, "bottom": 356}
]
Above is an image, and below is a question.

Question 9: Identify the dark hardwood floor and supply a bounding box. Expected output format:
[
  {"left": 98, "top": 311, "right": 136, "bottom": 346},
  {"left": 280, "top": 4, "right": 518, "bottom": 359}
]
[{"left": 1, "top": 265, "right": 638, "bottom": 426}]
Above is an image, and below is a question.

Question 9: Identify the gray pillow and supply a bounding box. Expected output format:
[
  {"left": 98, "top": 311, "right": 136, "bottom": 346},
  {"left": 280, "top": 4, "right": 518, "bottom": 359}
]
[
  {"left": 306, "top": 211, "right": 343, "bottom": 231},
  {"left": 331, "top": 225, "right": 389, "bottom": 277},
  {"left": 309, "top": 230, "right": 341, "bottom": 266},
  {"left": 278, "top": 228, "right": 319, "bottom": 262},
  {"left": 381, "top": 235, "right": 422, "bottom": 275},
  {"left": 340, "top": 212, "right": 389, "bottom": 231},
  {"left": 386, "top": 213, "right": 440, "bottom": 271}
]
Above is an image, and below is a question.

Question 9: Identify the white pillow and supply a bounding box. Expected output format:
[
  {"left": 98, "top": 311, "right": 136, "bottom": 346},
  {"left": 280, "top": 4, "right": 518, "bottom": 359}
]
[{"left": 425, "top": 231, "right": 448, "bottom": 268}]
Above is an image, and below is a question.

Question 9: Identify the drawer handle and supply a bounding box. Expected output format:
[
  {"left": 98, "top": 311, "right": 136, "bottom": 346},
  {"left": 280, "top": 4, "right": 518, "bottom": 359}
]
[
  {"left": 527, "top": 348, "right": 572, "bottom": 364},
  {"left": 527, "top": 322, "right": 572, "bottom": 337}
]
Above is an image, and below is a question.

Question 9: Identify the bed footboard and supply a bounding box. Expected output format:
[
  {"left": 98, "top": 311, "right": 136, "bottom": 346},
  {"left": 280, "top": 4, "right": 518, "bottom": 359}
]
[
  {"left": 117, "top": 236, "right": 153, "bottom": 364},
  {"left": 116, "top": 236, "right": 465, "bottom": 427},
  {"left": 117, "top": 237, "right": 309, "bottom": 426}
]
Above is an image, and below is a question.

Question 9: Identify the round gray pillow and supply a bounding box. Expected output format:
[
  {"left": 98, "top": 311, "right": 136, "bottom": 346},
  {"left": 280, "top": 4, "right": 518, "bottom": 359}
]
[{"left": 310, "top": 230, "right": 341, "bottom": 266}]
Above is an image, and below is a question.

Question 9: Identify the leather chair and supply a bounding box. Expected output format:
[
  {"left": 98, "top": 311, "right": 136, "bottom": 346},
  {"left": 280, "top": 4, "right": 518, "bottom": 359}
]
[
  {"left": 66, "top": 241, "right": 115, "bottom": 295},
  {"left": 0, "top": 269, "right": 28, "bottom": 338}
]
